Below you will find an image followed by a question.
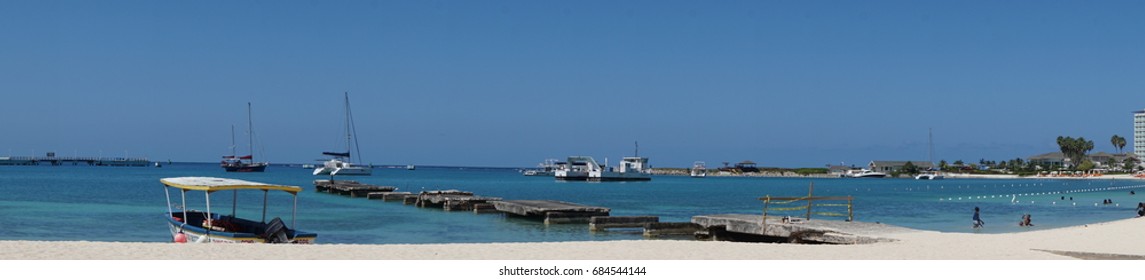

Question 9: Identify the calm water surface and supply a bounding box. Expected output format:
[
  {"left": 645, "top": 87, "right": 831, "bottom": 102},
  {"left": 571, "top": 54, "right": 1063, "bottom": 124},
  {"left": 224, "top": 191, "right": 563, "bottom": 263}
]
[{"left": 1, "top": 163, "right": 1142, "bottom": 244}]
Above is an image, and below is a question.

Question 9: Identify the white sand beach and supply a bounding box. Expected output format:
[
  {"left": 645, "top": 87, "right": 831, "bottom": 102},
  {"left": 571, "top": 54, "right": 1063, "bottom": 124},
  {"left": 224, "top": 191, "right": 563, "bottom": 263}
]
[{"left": 2, "top": 216, "right": 1143, "bottom": 260}]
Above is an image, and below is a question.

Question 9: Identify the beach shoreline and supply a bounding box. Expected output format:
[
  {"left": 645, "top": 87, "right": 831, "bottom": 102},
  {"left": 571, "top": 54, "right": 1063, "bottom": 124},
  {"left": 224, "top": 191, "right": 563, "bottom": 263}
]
[{"left": 3, "top": 216, "right": 1143, "bottom": 260}]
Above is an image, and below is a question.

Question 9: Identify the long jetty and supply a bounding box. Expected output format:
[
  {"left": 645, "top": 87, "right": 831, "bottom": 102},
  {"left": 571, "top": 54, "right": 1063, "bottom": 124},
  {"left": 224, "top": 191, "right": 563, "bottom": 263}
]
[
  {"left": 0, "top": 156, "right": 150, "bottom": 166},
  {"left": 313, "top": 179, "right": 905, "bottom": 244}
]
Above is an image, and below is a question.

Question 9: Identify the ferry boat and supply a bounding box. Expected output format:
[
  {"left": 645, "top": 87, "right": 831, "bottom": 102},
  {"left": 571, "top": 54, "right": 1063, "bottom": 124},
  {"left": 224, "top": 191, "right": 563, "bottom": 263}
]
[
  {"left": 221, "top": 103, "right": 268, "bottom": 172},
  {"left": 314, "top": 92, "right": 371, "bottom": 176},
  {"left": 690, "top": 161, "right": 707, "bottom": 178},
  {"left": 554, "top": 156, "right": 651, "bottom": 181},
  {"left": 160, "top": 177, "right": 317, "bottom": 244},
  {"left": 554, "top": 156, "right": 592, "bottom": 180}
]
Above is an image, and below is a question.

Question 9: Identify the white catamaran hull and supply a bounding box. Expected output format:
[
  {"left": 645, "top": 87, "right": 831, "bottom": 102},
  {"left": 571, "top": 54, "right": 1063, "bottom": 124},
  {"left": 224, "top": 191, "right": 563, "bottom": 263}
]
[
  {"left": 313, "top": 159, "right": 371, "bottom": 176},
  {"left": 332, "top": 167, "right": 371, "bottom": 176}
]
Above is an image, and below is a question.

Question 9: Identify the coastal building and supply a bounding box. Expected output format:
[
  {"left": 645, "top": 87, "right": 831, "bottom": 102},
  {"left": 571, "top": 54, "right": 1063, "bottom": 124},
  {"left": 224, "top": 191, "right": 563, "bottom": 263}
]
[
  {"left": 1026, "top": 152, "right": 1136, "bottom": 169},
  {"left": 1028, "top": 152, "right": 1067, "bottom": 168},
  {"left": 1136, "top": 108, "right": 1145, "bottom": 159},
  {"left": 867, "top": 161, "right": 934, "bottom": 173}
]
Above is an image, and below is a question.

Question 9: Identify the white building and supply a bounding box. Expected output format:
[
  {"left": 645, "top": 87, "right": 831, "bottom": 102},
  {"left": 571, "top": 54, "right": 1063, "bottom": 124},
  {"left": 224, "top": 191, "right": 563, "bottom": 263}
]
[{"left": 1136, "top": 109, "right": 1145, "bottom": 159}]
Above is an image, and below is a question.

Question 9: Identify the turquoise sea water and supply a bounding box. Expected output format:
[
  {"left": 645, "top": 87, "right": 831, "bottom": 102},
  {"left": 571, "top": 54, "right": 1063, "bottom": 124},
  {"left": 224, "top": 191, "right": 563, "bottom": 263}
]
[{"left": 1, "top": 163, "right": 1143, "bottom": 244}]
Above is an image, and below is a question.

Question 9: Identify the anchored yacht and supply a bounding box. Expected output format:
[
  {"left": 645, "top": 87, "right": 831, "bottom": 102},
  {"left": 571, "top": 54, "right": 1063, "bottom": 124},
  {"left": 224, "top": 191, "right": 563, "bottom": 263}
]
[
  {"left": 845, "top": 169, "right": 888, "bottom": 178},
  {"left": 690, "top": 161, "right": 707, "bottom": 178}
]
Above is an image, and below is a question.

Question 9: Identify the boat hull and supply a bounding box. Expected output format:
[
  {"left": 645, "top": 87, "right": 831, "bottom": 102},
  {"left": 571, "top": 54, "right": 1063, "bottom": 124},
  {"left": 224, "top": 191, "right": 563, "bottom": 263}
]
[
  {"left": 313, "top": 167, "right": 333, "bottom": 176},
  {"left": 915, "top": 174, "right": 944, "bottom": 180},
  {"left": 331, "top": 167, "right": 371, "bottom": 176},
  {"left": 523, "top": 170, "right": 554, "bottom": 176},
  {"left": 166, "top": 217, "right": 316, "bottom": 244},
  {"left": 554, "top": 171, "right": 589, "bottom": 181},
  {"left": 223, "top": 163, "right": 268, "bottom": 172},
  {"left": 589, "top": 176, "right": 652, "bottom": 182}
]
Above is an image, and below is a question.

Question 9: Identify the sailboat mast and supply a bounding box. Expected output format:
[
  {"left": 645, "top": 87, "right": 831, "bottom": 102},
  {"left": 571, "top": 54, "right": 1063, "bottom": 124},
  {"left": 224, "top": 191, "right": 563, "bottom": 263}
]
[
  {"left": 928, "top": 128, "right": 934, "bottom": 165},
  {"left": 344, "top": 92, "right": 353, "bottom": 159},
  {"left": 230, "top": 125, "right": 236, "bottom": 158},
  {"left": 351, "top": 93, "right": 363, "bottom": 163},
  {"left": 248, "top": 102, "right": 254, "bottom": 161}
]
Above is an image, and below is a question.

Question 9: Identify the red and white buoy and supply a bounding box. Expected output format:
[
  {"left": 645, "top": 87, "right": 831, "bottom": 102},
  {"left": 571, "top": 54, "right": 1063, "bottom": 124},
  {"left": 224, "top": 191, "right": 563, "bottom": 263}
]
[{"left": 173, "top": 231, "right": 187, "bottom": 243}]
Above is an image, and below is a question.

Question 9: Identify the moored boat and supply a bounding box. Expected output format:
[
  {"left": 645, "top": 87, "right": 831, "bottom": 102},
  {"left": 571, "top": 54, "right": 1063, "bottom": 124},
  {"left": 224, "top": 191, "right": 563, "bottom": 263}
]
[
  {"left": 160, "top": 177, "right": 317, "bottom": 244},
  {"left": 915, "top": 172, "right": 944, "bottom": 180},
  {"left": 221, "top": 103, "right": 269, "bottom": 172},
  {"left": 690, "top": 161, "right": 707, "bottom": 178},
  {"left": 522, "top": 159, "right": 559, "bottom": 176},
  {"left": 314, "top": 92, "right": 371, "bottom": 176},
  {"left": 845, "top": 169, "right": 888, "bottom": 178}
]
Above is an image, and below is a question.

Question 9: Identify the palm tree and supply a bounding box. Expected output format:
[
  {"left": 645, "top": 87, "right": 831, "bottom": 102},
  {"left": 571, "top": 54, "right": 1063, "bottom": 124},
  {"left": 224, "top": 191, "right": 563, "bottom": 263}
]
[
  {"left": 1057, "top": 136, "right": 1094, "bottom": 169},
  {"left": 1112, "top": 135, "right": 1127, "bottom": 154}
]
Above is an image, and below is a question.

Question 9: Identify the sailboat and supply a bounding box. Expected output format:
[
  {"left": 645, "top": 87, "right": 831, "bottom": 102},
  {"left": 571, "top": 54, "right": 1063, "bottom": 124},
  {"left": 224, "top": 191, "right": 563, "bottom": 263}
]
[
  {"left": 313, "top": 92, "right": 372, "bottom": 176},
  {"left": 221, "top": 103, "right": 268, "bottom": 172},
  {"left": 915, "top": 128, "right": 943, "bottom": 180}
]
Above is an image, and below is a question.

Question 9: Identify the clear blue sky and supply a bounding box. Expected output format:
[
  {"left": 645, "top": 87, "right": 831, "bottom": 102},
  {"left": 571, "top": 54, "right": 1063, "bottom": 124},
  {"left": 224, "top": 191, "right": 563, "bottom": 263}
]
[{"left": 2, "top": 1, "right": 1143, "bottom": 168}]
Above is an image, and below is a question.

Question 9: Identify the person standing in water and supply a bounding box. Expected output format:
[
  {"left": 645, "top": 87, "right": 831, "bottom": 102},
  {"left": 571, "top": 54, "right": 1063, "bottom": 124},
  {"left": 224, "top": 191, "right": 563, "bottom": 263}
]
[{"left": 972, "top": 207, "right": 985, "bottom": 228}]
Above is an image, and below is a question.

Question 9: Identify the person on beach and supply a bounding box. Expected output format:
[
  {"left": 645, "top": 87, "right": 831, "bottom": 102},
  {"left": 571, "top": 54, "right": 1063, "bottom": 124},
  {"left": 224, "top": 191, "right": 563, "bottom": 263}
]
[
  {"left": 972, "top": 207, "right": 984, "bottom": 228},
  {"left": 1136, "top": 203, "right": 1144, "bottom": 217}
]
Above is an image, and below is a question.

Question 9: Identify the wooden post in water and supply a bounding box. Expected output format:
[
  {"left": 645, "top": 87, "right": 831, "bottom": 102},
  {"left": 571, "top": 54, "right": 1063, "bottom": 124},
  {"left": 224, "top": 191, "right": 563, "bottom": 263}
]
[
  {"left": 805, "top": 182, "right": 814, "bottom": 220},
  {"left": 847, "top": 195, "right": 854, "bottom": 222},
  {"left": 761, "top": 195, "right": 771, "bottom": 229}
]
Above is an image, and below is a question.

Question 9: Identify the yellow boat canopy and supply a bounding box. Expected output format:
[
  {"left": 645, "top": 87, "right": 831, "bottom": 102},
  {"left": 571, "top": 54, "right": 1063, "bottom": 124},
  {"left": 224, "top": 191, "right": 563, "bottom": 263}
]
[{"left": 160, "top": 177, "right": 302, "bottom": 194}]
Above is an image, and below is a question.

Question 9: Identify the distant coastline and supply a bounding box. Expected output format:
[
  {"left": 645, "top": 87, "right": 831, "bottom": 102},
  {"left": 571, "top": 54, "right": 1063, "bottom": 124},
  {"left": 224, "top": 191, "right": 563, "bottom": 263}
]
[{"left": 650, "top": 168, "right": 1145, "bottom": 180}]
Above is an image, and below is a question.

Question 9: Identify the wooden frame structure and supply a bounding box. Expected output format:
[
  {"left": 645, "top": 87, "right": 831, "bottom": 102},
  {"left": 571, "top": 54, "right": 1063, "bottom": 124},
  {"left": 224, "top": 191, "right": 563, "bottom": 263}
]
[{"left": 759, "top": 182, "right": 853, "bottom": 229}]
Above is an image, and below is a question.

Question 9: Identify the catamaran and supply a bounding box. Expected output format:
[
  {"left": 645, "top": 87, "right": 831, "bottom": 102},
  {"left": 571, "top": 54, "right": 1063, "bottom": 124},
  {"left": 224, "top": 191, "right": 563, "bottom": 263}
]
[
  {"left": 314, "top": 92, "right": 372, "bottom": 176},
  {"left": 161, "top": 177, "right": 317, "bottom": 244},
  {"left": 221, "top": 102, "right": 268, "bottom": 172}
]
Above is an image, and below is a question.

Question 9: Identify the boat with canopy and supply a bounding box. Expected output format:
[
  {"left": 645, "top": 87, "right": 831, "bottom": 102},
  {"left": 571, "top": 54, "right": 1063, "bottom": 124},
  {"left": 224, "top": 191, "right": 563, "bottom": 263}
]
[{"left": 161, "top": 177, "right": 317, "bottom": 244}]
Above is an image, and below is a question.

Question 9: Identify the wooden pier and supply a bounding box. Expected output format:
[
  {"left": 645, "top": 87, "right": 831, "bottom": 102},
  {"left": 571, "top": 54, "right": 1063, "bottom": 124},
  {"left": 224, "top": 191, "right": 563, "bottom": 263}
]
[
  {"left": 313, "top": 180, "right": 397, "bottom": 197},
  {"left": 491, "top": 200, "right": 610, "bottom": 224},
  {"left": 415, "top": 190, "right": 502, "bottom": 211}
]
